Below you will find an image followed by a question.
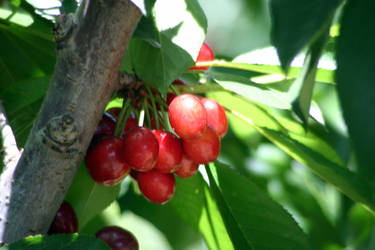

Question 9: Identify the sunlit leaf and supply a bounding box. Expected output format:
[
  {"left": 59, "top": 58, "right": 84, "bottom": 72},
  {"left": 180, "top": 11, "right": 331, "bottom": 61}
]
[
  {"left": 169, "top": 173, "right": 234, "bottom": 250},
  {"left": 127, "top": 0, "right": 206, "bottom": 95},
  {"left": 209, "top": 91, "right": 375, "bottom": 212}
]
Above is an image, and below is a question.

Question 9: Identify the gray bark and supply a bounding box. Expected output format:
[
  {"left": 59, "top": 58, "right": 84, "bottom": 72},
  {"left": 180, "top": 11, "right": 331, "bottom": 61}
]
[{"left": 0, "top": 0, "right": 141, "bottom": 244}]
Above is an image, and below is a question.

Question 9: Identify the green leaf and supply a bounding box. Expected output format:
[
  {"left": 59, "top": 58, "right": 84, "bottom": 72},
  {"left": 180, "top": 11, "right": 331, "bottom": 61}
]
[
  {"left": 209, "top": 67, "right": 291, "bottom": 109},
  {"left": 209, "top": 92, "right": 375, "bottom": 212},
  {"left": 65, "top": 164, "right": 121, "bottom": 230},
  {"left": 0, "top": 15, "right": 54, "bottom": 88},
  {"left": 205, "top": 58, "right": 335, "bottom": 85},
  {"left": 270, "top": 0, "right": 341, "bottom": 70},
  {"left": 127, "top": 0, "right": 206, "bottom": 95},
  {"left": 169, "top": 173, "right": 234, "bottom": 250},
  {"left": 290, "top": 28, "right": 330, "bottom": 128},
  {"left": 0, "top": 77, "right": 50, "bottom": 114},
  {"left": 207, "top": 162, "right": 311, "bottom": 250},
  {"left": 0, "top": 234, "right": 110, "bottom": 250},
  {"left": 61, "top": 0, "right": 78, "bottom": 14},
  {"left": 0, "top": 77, "right": 49, "bottom": 147},
  {"left": 336, "top": 0, "right": 375, "bottom": 183}
]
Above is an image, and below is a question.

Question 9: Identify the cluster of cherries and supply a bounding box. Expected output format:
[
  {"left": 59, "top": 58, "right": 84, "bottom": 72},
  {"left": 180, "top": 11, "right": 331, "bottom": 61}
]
[
  {"left": 48, "top": 201, "right": 139, "bottom": 250},
  {"left": 85, "top": 42, "right": 221, "bottom": 205},
  {"left": 47, "top": 43, "right": 216, "bottom": 250}
]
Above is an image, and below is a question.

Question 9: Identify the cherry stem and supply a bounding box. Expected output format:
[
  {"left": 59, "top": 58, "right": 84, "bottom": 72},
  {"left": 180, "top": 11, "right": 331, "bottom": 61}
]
[
  {"left": 173, "top": 84, "right": 224, "bottom": 94},
  {"left": 138, "top": 100, "right": 146, "bottom": 127},
  {"left": 143, "top": 98, "right": 152, "bottom": 128},
  {"left": 169, "top": 85, "right": 180, "bottom": 95},
  {"left": 145, "top": 86, "right": 160, "bottom": 130},
  {"left": 114, "top": 98, "right": 131, "bottom": 137}
]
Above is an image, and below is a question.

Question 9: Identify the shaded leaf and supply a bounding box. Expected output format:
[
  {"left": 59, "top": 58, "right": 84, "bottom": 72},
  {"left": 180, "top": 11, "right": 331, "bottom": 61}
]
[
  {"left": 0, "top": 234, "right": 110, "bottom": 250},
  {"left": 270, "top": 0, "right": 341, "bottom": 70},
  {"left": 65, "top": 164, "right": 121, "bottom": 230},
  {"left": 207, "top": 162, "right": 311, "bottom": 250},
  {"left": 336, "top": 0, "right": 375, "bottom": 183},
  {"left": 291, "top": 28, "right": 330, "bottom": 127}
]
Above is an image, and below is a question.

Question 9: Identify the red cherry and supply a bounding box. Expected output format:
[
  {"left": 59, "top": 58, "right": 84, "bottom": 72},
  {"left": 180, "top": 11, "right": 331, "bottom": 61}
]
[
  {"left": 190, "top": 42, "right": 214, "bottom": 71},
  {"left": 201, "top": 98, "right": 228, "bottom": 138},
  {"left": 48, "top": 201, "right": 78, "bottom": 234},
  {"left": 182, "top": 125, "right": 221, "bottom": 164},
  {"left": 174, "top": 154, "right": 199, "bottom": 178},
  {"left": 152, "top": 130, "right": 183, "bottom": 173},
  {"left": 168, "top": 94, "right": 207, "bottom": 138},
  {"left": 123, "top": 127, "right": 159, "bottom": 172},
  {"left": 86, "top": 137, "right": 130, "bottom": 186},
  {"left": 123, "top": 115, "right": 138, "bottom": 134},
  {"left": 137, "top": 170, "right": 176, "bottom": 204},
  {"left": 166, "top": 93, "right": 177, "bottom": 106},
  {"left": 94, "top": 112, "right": 116, "bottom": 137},
  {"left": 96, "top": 226, "right": 139, "bottom": 250}
]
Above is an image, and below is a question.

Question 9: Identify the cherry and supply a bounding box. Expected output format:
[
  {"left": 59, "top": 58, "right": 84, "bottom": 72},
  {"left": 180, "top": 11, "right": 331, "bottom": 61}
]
[
  {"left": 201, "top": 98, "right": 228, "bottom": 138},
  {"left": 166, "top": 93, "right": 177, "bottom": 106},
  {"left": 106, "top": 108, "right": 138, "bottom": 134},
  {"left": 167, "top": 79, "right": 186, "bottom": 105},
  {"left": 189, "top": 42, "right": 214, "bottom": 71},
  {"left": 182, "top": 125, "right": 221, "bottom": 164},
  {"left": 96, "top": 226, "right": 139, "bottom": 250},
  {"left": 123, "top": 127, "right": 159, "bottom": 172},
  {"left": 152, "top": 130, "right": 183, "bottom": 173},
  {"left": 86, "top": 137, "right": 130, "bottom": 186},
  {"left": 48, "top": 201, "right": 78, "bottom": 234},
  {"left": 94, "top": 112, "right": 116, "bottom": 137},
  {"left": 174, "top": 154, "right": 199, "bottom": 178},
  {"left": 137, "top": 170, "right": 176, "bottom": 204},
  {"left": 168, "top": 94, "right": 207, "bottom": 139}
]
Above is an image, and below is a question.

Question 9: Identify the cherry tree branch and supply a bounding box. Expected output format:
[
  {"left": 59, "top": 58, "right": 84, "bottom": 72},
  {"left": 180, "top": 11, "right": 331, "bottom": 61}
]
[{"left": 0, "top": 0, "right": 141, "bottom": 244}]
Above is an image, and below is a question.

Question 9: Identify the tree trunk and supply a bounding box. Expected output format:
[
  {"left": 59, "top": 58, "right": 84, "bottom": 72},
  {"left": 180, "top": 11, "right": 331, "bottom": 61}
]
[{"left": 0, "top": 0, "right": 141, "bottom": 244}]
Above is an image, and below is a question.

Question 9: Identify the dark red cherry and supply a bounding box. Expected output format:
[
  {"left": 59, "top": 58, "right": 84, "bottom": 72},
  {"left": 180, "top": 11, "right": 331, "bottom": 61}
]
[
  {"left": 182, "top": 125, "right": 221, "bottom": 164},
  {"left": 201, "top": 98, "right": 228, "bottom": 138},
  {"left": 152, "top": 130, "right": 183, "bottom": 173},
  {"left": 86, "top": 137, "right": 130, "bottom": 186},
  {"left": 189, "top": 42, "right": 214, "bottom": 71},
  {"left": 174, "top": 154, "right": 199, "bottom": 178},
  {"left": 48, "top": 201, "right": 78, "bottom": 234},
  {"left": 106, "top": 108, "right": 138, "bottom": 135},
  {"left": 168, "top": 94, "right": 207, "bottom": 139},
  {"left": 123, "top": 127, "right": 159, "bottom": 172},
  {"left": 94, "top": 112, "right": 116, "bottom": 137},
  {"left": 137, "top": 170, "right": 176, "bottom": 204},
  {"left": 96, "top": 226, "right": 139, "bottom": 250}
]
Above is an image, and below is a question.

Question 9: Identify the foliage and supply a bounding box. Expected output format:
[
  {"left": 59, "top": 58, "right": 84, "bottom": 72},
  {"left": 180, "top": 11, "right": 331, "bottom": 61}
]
[{"left": 1, "top": 0, "right": 375, "bottom": 249}]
